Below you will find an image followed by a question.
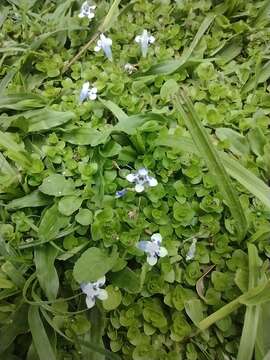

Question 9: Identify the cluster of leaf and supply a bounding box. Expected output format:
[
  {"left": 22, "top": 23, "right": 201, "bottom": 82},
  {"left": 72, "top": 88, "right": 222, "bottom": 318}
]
[{"left": 0, "top": 0, "right": 270, "bottom": 360}]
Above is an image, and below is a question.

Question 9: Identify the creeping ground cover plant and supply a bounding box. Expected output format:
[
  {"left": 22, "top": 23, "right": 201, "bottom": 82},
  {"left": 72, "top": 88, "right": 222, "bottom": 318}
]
[{"left": 1, "top": 0, "right": 270, "bottom": 359}]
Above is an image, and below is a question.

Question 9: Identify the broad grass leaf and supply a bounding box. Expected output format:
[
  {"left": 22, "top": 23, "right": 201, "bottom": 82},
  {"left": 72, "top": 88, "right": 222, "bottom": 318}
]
[
  {"left": 7, "top": 191, "right": 51, "bottom": 210},
  {"left": 114, "top": 113, "right": 166, "bottom": 135},
  {"left": 0, "top": 69, "right": 16, "bottom": 96},
  {"left": 174, "top": 91, "right": 247, "bottom": 241},
  {"left": 99, "top": 99, "right": 128, "bottom": 121},
  {"left": 28, "top": 305, "right": 57, "bottom": 360},
  {"left": 62, "top": 127, "right": 111, "bottom": 146},
  {"left": 216, "top": 127, "right": 250, "bottom": 156},
  {"left": 255, "top": 303, "right": 270, "bottom": 360},
  {"left": 34, "top": 244, "right": 59, "bottom": 301},
  {"left": 38, "top": 204, "right": 70, "bottom": 242},
  {"left": 0, "top": 94, "right": 46, "bottom": 111},
  {"left": 99, "top": 0, "right": 121, "bottom": 33},
  {"left": 39, "top": 174, "right": 75, "bottom": 197},
  {"left": 73, "top": 247, "right": 118, "bottom": 283},
  {"left": 0, "top": 303, "right": 29, "bottom": 354},
  {"left": 12, "top": 109, "right": 76, "bottom": 132}
]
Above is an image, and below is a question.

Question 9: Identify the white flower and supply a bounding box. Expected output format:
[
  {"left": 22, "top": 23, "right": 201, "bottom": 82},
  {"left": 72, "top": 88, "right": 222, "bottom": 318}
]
[
  {"left": 124, "top": 63, "right": 136, "bottom": 74},
  {"left": 78, "top": 1, "right": 96, "bottom": 20},
  {"left": 126, "top": 168, "right": 158, "bottom": 193},
  {"left": 135, "top": 29, "right": 155, "bottom": 57},
  {"left": 186, "top": 238, "right": 197, "bottom": 261},
  {"left": 94, "top": 33, "right": 113, "bottom": 61},
  {"left": 80, "top": 276, "right": 108, "bottom": 309},
  {"left": 137, "top": 233, "right": 168, "bottom": 266},
  {"left": 79, "top": 81, "right": 98, "bottom": 102}
]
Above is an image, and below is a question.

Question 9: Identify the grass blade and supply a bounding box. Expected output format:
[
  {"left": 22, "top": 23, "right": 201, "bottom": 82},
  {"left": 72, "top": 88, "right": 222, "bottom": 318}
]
[
  {"left": 237, "top": 244, "right": 262, "bottom": 360},
  {"left": 174, "top": 91, "right": 247, "bottom": 240},
  {"left": 28, "top": 305, "right": 57, "bottom": 360}
]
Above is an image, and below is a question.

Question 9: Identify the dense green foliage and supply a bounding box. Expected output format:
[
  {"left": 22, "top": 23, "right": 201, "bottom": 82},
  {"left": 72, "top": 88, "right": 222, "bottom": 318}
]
[{"left": 0, "top": 0, "right": 270, "bottom": 359}]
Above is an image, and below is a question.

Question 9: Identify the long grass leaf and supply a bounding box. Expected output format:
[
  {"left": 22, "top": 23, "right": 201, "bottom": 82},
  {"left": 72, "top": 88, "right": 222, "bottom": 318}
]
[
  {"left": 237, "top": 244, "right": 262, "bottom": 360},
  {"left": 174, "top": 91, "right": 247, "bottom": 240},
  {"left": 28, "top": 305, "right": 57, "bottom": 360}
]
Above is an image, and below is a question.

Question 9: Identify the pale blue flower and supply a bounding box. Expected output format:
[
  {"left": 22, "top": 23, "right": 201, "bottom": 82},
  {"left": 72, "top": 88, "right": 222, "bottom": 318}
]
[
  {"left": 80, "top": 276, "right": 108, "bottom": 309},
  {"left": 126, "top": 168, "right": 157, "bottom": 193},
  {"left": 80, "top": 82, "right": 98, "bottom": 102},
  {"left": 78, "top": 1, "right": 96, "bottom": 20},
  {"left": 137, "top": 233, "right": 167, "bottom": 266},
  {"left": 186, "top": 238, "right": 197, "bottom": 261},
  {"left": 135, "top": 29, "right": 155, "bottom": 57},
  {"left": 94, "top": 33, "right": 113, "bottom": 61},
  {"left": 115, "top": 189, "right": 127, "bottom": 198}
]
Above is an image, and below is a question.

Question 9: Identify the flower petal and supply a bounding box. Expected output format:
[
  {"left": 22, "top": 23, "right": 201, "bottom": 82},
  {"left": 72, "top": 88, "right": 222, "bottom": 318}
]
[
  {"left": 126, "top": 173, "right": 136, "bottom": 182},
  {"left": 97, "top": 289, "right": 108, "bottom": 301},
  {"left": 158, "top": 247, "right": 168, "bottom": 258},
  {"left": 137, "top": 240, "right": 151, "bottom": 251},
  {"left": 148, "top": 177, "right": 158, "bottom": 187},
  {"left": 80, "top": 282, "right": 94, "bottom": 296},
  {"left": 94, "top": 45, "right": 101, "bottom": 52},
  {"left": 135, "top": 35, "right": 141, "bottom": 43},
  {"left": 138, "top": 168, "right": 148, "bottom": 176},
  {"left": 88, "top": 12, "right": 95, "bottom": 19},
  {"left": 86, "top": 295, "right": 95, "bottom": 309},
  {"left": 147, "top": 255, "right": 158, "bottom": 266},
  {"left": 149, "top": 35, "right": 155, "bottom": 44},
  {"left": 89, "top": 93, "right": 97, "bottom": 100},
  {"left": 151, "top": 233, "right": 162, "bottom": 244},
  {"left": 135, "top": 183, "right": 145, "bottom": 192}
]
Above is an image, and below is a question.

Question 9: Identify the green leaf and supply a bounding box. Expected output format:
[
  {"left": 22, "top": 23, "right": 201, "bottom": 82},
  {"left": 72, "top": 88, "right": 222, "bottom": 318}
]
[
  {"left": 99, "top": 99, "right": 128, "bottom": 121},
  {"left": 255, "top": 302, "right": 270, "bottom": 360},
  {"left": 110, "top": 267, "right": 141, "bottom": 293},
  {"left": 185, "top": 299, "right": 204, "bottom": 326},
  {"left": 39, "top": 174, "right": 75, "bottom": 197},
  {"left": 12, "top": 109, "right": 76, "bottom": 132},
  {"left": 73, "top": 247, "right": 118, "bottom": 283},
  {"left": 242, "top": 61, "right": 270, "bottom": 94},
  {"left": 75, "top": 208, "right": 93, "bottom": 226},
  {"left": 34, "top": 244, "right": 59, "bottom": 301},
  {"left": 7, "top": 191, "right": 51, "bottom": 210},
  {"left": 62, "top": 127, "right": 111, "bottom": 146},
  {"left": 0, "top": 303, "right": 29, "bottom": 355},
  {"left": 147, "top": 14, "right": 215, "bottom": 74},
  {"left": 174, "top": 91, "right": 247, "bottom": 240},
  {"left": 216, "top": 127, "right": 250, "bottom": 157},
  {"left": 38, "top": 204, "right": 70, "bottom": 242},
  {"left": 160, "top": 79, "right": 178, "bottom": 100},
  {"left": 114, "top": 113, "right": 166, "bottom": 135},
  {"left": 99, "top": 0, "right": 121, "bottom": 33},
  {"left": 103, "top": 285, "right": 122, "bottom": 311},
  {"left": 58, "top": 196, "right": 82, "bottom": 216},
  {"left": 28, "top": 305, "right": 57, "bottom": 360}
]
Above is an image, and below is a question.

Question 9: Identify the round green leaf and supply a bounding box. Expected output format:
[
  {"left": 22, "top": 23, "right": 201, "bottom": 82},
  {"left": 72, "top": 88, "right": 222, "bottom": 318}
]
[
  {"left": 58, "top": 196, "right": 82, "bottom": 216},
  {"left": 75, "top": 208, "right": 93, "bottom": 226},
  {"left": 39, "top": 174, "right": 75, "bottom": 197},
  {"left": 103, "top": 285, "right": 122, "bottom": 310},
  {"left": 73, "top": 247, "right": 118, "bottom": 283}
]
